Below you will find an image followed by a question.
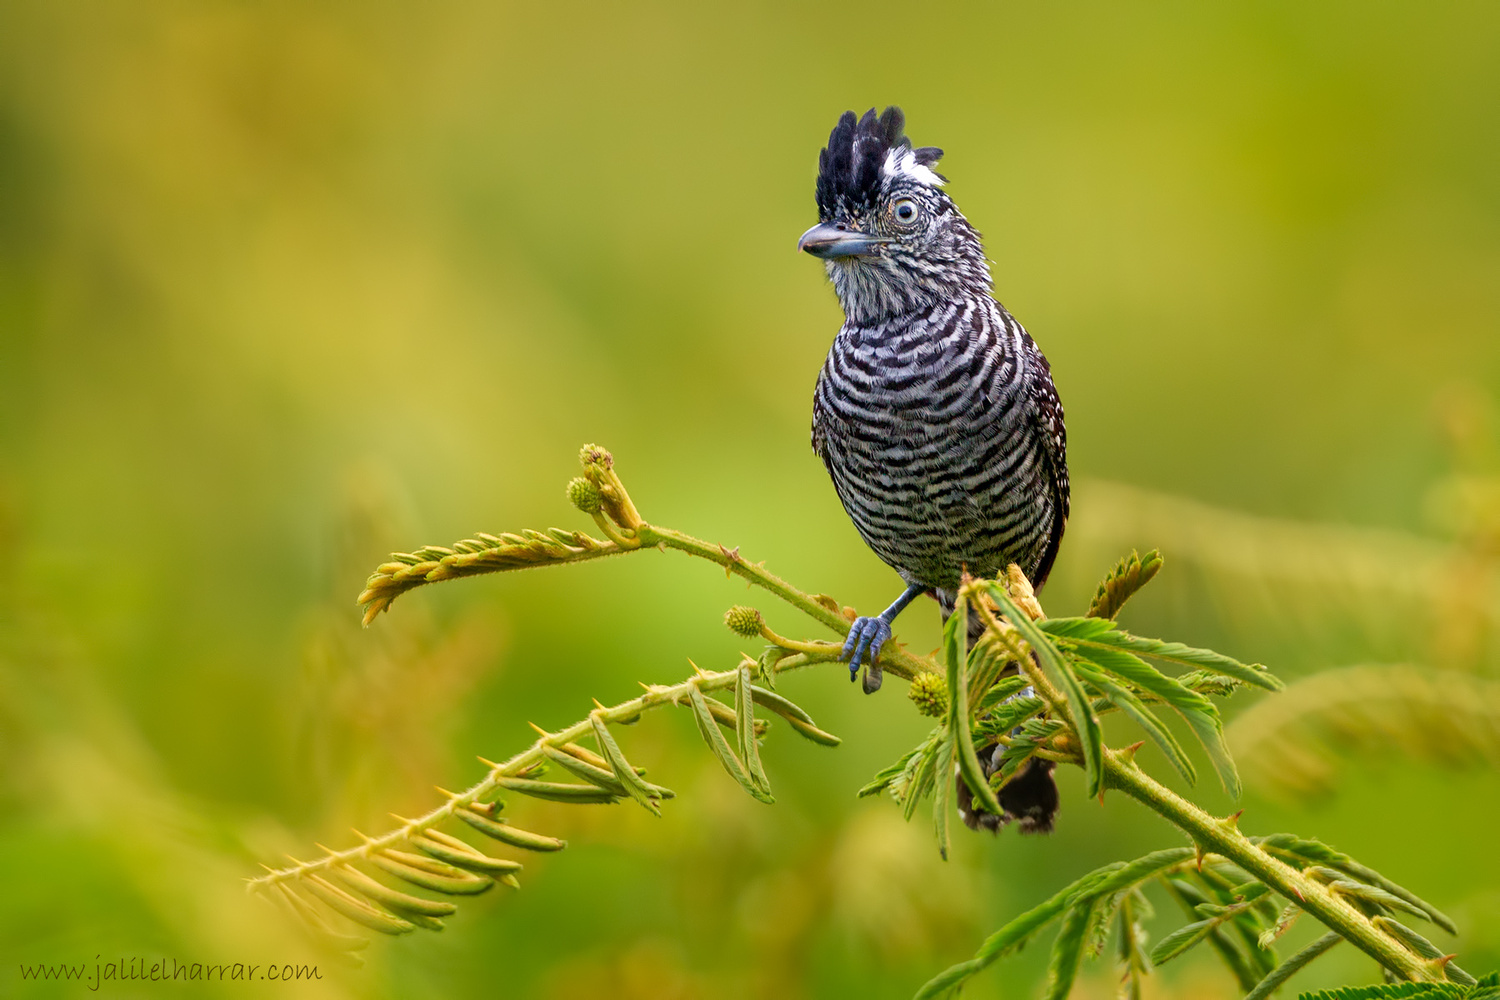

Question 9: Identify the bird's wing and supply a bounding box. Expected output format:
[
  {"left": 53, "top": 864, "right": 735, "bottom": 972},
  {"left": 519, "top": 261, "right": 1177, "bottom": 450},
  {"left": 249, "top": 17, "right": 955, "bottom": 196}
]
[{"left": 1020, "top": 329, "right": 1070, "bottom": 588}]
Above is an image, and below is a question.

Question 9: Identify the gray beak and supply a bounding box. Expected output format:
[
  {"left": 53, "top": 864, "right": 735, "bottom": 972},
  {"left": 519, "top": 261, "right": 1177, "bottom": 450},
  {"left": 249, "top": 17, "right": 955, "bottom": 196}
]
[{"left": 797, "top": 222, "right": 892, "bottom": 259}]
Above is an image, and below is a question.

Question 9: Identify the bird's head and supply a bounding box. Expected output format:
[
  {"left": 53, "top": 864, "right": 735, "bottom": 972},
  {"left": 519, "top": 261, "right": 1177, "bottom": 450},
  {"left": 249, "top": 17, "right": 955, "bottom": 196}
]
[{"left": 799, "top": 106, "right": 991, "bottom": 325}]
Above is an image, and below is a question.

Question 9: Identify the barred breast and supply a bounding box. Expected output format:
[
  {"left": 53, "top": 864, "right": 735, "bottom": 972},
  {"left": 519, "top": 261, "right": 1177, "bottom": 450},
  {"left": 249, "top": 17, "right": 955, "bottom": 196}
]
[{"left": 811, "top": 295, "right": 1069, "bottom": 592}]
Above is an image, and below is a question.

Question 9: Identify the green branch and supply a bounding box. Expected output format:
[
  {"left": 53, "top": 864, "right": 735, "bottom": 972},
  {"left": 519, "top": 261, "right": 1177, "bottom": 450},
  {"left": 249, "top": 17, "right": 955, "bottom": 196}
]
[
  {"left": 358, "top": 445, "right": 938, "bottom": 683},
  {"left": 1101, "top": 754, "right": 1439, "bottom": 982},
  {"left": 250, "top": 650, "right": 842, "bottom": 948},
  {"left": 256, "top": 443, "right": 1471, "bottom": 997}
]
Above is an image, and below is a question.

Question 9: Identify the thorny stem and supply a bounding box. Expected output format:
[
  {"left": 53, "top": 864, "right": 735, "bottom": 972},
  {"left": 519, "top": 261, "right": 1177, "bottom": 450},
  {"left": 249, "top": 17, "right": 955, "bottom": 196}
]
[
  {"left": 1102, "top": 751, "right": 1437, "bottom": 983},
  {"left": 638, "top": 523, "right": 936, "bottom": 684},
  {"left": 353, "top": 446, "right": 1449, "bottom": 986},
  {"left": 361, "top": 446, "right": 939, "bottom": 681},
  {"left": 957, "top": 575, "right": 1439, "bottom": 984},
  {"left": 250, "top": 651, "right": 832, "bottom": 892}
]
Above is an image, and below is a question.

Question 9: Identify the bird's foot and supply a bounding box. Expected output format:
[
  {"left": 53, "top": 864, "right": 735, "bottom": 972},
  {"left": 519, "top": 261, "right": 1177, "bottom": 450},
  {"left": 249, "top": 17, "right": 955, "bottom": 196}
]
[{"left": 840, "top": 616, "right": 891, "bottom": 693}]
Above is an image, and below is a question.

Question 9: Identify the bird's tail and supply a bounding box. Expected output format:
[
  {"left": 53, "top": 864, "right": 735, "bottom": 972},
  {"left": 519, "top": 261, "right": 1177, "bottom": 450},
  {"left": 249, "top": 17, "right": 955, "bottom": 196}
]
[{"left": 936, "top": 588, "right": 1060, "bottom": 835}]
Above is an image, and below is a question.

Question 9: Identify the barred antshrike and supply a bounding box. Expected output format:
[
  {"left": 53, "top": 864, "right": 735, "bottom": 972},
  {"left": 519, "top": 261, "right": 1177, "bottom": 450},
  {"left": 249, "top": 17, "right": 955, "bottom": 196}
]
[{"left": 800, "top": 107, "right": 1068, "bottom": 832}]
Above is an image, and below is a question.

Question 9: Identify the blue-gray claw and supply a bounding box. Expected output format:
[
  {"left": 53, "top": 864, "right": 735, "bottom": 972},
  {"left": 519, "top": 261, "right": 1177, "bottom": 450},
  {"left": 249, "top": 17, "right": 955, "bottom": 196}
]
[{"left": 840, "top": 616, "right": 892, "bottom": 681}]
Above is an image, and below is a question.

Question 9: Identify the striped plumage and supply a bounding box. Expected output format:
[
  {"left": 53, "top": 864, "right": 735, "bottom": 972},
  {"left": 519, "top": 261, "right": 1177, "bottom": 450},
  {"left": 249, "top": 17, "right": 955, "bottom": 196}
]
[
  {"left": 812, "top": 296, "right": 1068, "bottom": 596},
  {"left": 800, "top": 106, "right": 1068, "bottom": 834}
]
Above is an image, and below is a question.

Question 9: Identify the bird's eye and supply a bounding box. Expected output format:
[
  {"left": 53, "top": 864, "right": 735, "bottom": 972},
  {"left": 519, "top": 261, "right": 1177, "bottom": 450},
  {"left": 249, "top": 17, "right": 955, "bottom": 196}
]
[{"left": 893, "top": 199, "right": 920, "bottom": 225}]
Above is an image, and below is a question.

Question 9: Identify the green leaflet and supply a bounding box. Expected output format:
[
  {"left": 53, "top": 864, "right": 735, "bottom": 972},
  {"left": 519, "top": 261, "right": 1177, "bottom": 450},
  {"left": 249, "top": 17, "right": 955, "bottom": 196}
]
[
  {"left": 1328, "top": 879, "right": 1431, "bottom": 921},
  {"left": 1297, "top": 980, "right": 1496, "bottom": 1000},
  {"left": 1086, "top": 847, "right": 1195, "bottom": 898},
  {"left": 964, "top": 634, "right": 1014, "bottom": 706},
  {"left": 1257, "top": 834, "right": 1457, "bottom": 934},
  {"left": 747, "top": 683, "right": 814, "bottom": 724},
  {"left": 272, "top": 883, "right": 371, "bottom": 952},
  {"left": 972, "top": 695, "right": 1045, "bottom": 740},
  {"left": 1043, "top": 900, "right": 1095, "bottom": 1000},
  {"left": 492, "top": 776, "right": 621, "bottom": 803},
  {"left": 976, "top": 674, "right": 1033, "bottom": 712},
  {"left": 589, "top": 714, "right": 663, "bottom": 815},
  {"left": 1068, "top": 641, "right": 1245, "bottom": 796},
  {"left": 540, "top": 744, "right": 666, "bottom": 801},
  {"left": 1036, "top": 616, "right": 1119, "bottom": 641},
  {"left": 1149, "top": 918, "right": 1215, "bottom": 965},
  {"left": 782, "top": 714, "right": 843, "bottom": 746},
  {"left": 1178, "top": 700, "right": 1242, "bottom": 798},
  {"left": 1040, "top": 617, "right": 1283, "bottom": 692},
  {"left": 327, "top": 864, "right": 457, "bottom": 918},
  {"left": 1085, "top": 549, "right": 1163, "bottom": 621},
  {"left": 992, "top": 718, "right": 1063, "bottom": 785},
  {"left": 1242, "top": 931, "right": 1341, "bottom": 1000},
  {"left": 736, "top": 665, "right": 773, "bottom": 797},
  {"left": 302, "top": 873, "right": 416, "bottom": 935},
  {"left": 914, "top": 849, "right": 1191, "bottom": 999},
  {"left": 1372, "top": 918, "right": 1479, "bottom": 986},
  {"left": 1162, "top": 876, "right": 1259, "bottom": 991},
  {"left": 989, "top": 584, "right": 1103, "bottom": 797},
  {"left": 1194, "top": 869, "right": 1278, "bottom": 983},
  {"left": 369, "top": 849, "right": 496, "bottom": 895},
  {"left": 903, "top": 732, "right": 943, "bottom": 821},
  {"left": 912, "top": 865, "right": 1118, "bottom": 1000},
  {"left": 749, "top": 684, "right": 842, "bottom": 746},
  {"left": 1260, "top": 904, "right": 1302, "bottom": 949},
  {"left": 1116, "top": 893, "right": 1150, "bottom": 1000},
  {"left": 411, "top": 831, "right": 523, "bottom": 875},
  {"left": 1070, "top": 659, "right": 1198, "bottom": 786},
  {"left": 932, "top": 732, "right": 955, "bottom": 860},
  {"left": 687, "top": 685, "right": 774, "bottom": 803},
  {"left": 1060, "top": 640, "right": 1215, "bottom": 714},
  {"left": 858, "top": 741, "right": 924, "bottom": 799},
  {"left": 945, "top": 599, "right": 1003, "bottom": 819},
  {"left": 455, "top": 807, "right": 567, "bottom": 852},
  {"left": 1084, "top": 889, "right": 1123, "bottom": 959}
]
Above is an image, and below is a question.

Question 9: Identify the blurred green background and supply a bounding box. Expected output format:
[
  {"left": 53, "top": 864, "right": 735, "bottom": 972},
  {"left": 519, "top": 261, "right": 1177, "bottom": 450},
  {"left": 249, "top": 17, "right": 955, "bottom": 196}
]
[{"left": 2, "top": 2, "right": 1498, "bottom": 997}]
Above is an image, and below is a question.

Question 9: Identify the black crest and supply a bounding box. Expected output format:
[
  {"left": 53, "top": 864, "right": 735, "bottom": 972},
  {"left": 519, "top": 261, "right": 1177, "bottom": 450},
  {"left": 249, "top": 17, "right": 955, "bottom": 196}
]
[{"left": 815, "top": 106, "right": 944, "bottom": 221}]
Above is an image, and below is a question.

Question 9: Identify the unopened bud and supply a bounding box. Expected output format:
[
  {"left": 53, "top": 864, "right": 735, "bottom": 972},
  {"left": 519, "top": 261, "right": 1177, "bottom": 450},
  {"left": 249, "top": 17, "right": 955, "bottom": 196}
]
[
  {"left": 566, "top": 477, "right": 602, "bottom": 514},
  {"left": 724, "top": 606, "right": 764, "bottom": 638},
  {"left": 579, "top": 443, "right": 613, "bottom": 470},
  {"left": 908, "top": 673, "right": 949, "bottom": 718}
]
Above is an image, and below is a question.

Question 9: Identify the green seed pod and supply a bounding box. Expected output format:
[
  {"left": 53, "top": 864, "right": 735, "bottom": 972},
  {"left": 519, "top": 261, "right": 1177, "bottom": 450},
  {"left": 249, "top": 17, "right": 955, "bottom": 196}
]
[
  {"left": 566, "top": 477, "right": 602, "bottom": 514},
  {"left": 724, "top": 606, "right": 765, "bottom": 638},
  {"left": 908, "top": 672, "right": 949, "bottom": 718}
]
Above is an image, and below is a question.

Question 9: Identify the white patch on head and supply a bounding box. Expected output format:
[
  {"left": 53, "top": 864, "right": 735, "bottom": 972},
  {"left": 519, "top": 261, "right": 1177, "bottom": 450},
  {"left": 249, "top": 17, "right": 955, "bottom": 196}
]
[{"left": 882, "top": 147, "right": 944, "bottom": 188}]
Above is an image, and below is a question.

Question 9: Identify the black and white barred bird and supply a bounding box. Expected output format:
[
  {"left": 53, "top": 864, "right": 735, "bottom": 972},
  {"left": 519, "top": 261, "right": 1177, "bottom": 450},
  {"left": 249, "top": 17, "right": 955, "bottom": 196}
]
[{"left": 800, "top": 106, "right": 1068, "bottom": 833}]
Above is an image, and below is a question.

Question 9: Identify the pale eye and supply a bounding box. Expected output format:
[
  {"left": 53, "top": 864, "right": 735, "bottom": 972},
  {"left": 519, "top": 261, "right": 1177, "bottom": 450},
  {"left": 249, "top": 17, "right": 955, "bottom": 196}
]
[{"left": 893, "top": 199, "right": 920, "bottom": 225}]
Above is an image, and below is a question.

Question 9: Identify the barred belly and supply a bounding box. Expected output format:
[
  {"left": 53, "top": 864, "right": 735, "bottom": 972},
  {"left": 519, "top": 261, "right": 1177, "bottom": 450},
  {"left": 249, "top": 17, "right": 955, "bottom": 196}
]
[{"left": 812, "top": 296, "right": 1062, "bottom": 590}]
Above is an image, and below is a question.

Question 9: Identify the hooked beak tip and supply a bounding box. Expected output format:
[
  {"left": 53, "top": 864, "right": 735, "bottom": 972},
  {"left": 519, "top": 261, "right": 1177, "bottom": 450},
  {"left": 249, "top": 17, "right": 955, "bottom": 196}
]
[{"left": 797, "top": 223, "right": 888, "bottom": 260}]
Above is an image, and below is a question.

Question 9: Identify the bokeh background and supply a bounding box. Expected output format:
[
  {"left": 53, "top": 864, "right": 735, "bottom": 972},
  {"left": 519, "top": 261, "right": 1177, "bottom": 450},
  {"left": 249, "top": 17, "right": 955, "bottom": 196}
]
[{"left": 2, "top": 2, "right": 1498, "bottom": 997}]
